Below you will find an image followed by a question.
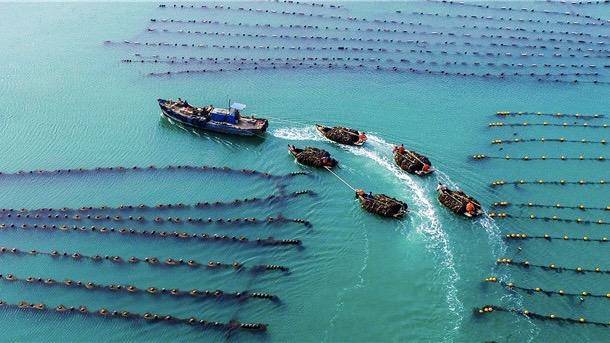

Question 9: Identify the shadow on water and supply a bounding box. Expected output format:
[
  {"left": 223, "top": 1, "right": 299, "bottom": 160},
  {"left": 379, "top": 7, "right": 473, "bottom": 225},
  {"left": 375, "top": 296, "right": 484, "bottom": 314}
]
[{"left": 158, "top": 115, "right": 267, "bottom": 147}]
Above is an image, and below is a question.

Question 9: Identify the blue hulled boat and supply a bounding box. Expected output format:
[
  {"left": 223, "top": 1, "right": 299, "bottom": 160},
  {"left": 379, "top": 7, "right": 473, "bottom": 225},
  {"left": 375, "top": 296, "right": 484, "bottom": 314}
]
[{"left": 158, "top": 98, "right": 268, "bottom": 136}]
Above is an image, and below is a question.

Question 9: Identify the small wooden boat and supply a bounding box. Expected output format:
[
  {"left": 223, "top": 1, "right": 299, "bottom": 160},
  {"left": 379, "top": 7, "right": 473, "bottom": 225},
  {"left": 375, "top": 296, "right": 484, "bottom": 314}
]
[
  {"left": 158, "top": 99, "right": 268, "bottom": 136},
  {"left": 288, "top": 145, "right": 338, "bottom": 168},
  {"left": 356, "top": 189, "right": 408, "bottom": 218},
  {"left": 436, "top": 184, "right": 483, "bottom": 218},
  {"left": 393, "top": 145, "right": 434, "bottom": 176},
  {"left": 315, "top": 124, "right": 367, "bottom": 146}
]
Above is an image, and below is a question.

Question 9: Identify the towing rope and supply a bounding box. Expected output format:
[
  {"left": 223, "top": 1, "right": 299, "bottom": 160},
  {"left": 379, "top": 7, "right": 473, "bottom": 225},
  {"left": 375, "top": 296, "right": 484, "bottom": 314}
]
[{"left": 324, "top": 167, "right": 356, "bottom": 191}]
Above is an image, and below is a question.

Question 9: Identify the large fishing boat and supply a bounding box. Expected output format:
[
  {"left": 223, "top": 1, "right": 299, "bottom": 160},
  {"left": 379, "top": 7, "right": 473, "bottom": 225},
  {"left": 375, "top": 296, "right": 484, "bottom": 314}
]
[{"left": 158, "top": 98, "right": 268, "bottom": 136}]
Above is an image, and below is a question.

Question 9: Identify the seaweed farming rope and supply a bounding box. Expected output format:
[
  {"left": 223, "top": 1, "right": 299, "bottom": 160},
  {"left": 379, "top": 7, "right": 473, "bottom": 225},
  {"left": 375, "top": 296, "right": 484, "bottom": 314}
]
[
  {"left": 5, "top": 190, "right": 314, "bottom": 215},
  {"left": 489, "top": 212, "right": 609, "bottom": 225},
  {"left": 0, "top": 223, "right": 302, "bottom": 249},
  {"left": 492, "top": 201, "right": 610, "bottom": 211},
  {"left": 490, "top": 179, "right": 607, "bottom": 187},
  {"left": 489, "top": 121, "right": 609, "bottom": 128},
  {"left": 483, "top": 276, "right": 610, "bottom": 299},
  {"left": 496, "top": 257, "right": 610, "bottom": 274},
  {"left": 0, "top": 212, "right": 312, "bottom": 227},
  {"left": 474, "top": 305, "right": 610, "bottom": 328},
  {"left": 473, "top": 154, "right": 606, "bottom": 161},
  {"left": 0, "top": 300, "right": 267, "bottom": 332},
  {"left": 0, "top": 245, "right": 290, "bottom": 273},
  {"left": 504, "top": 233, "right": 609, "bottom": 242},
  {"left": 491, "top": 137, "right": 607, "bottom": 145},
  {"left": 0, "top": 165, "right": 308, "bottom": 180},
  {"left": 495, "top": 111, "right": 606, "bottom": 119},
  {"left": 0, "top": 273, "right": 278, "bottom": 302}
]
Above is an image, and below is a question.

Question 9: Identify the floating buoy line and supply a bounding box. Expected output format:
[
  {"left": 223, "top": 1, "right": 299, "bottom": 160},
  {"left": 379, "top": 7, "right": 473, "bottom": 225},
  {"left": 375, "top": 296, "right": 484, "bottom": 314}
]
[
  {"left": 474, "top": 305, "right": 610, "bottom": 328},
  {"left": 144, "top": 25, "right": 609, "bottom": 51},
  {"left": 489, "top": 121, "right": 609, "bottom": 128},
  {"left": 426, "top": 0, "right": 609, "bottom": 24},
  {"left": 489, "top": 212, "right": 609, "bottom": 225},
  {"left": 496, "top": 111, "right": 606, "bottom": 119},
  {"left": 0, "top": 245, "right": 291, "bottom": 273},
  {"left": 115, "top": 36, "right": 610, "bottom": 62},
  {"left": 0, "top": 212, "right": 312, "bottom": 228},
  {"left": 5, "top": 190, "right": 314, "bottom": 215},
  {"left": 490, "top": 179, "right": 607, "bottom": 187},
  {"left": 544, "top": 0, "right": 610, "bottom": 6},
  {"left": 473, "top": 154, "right": 606, "bottom": 161},
  {"left": 410, "top": 11, "right": 609, "bottom": 28},
  {"left": 484, "top": 276, "right": 610, "bottom": 300},
  {"left": 132, "top": 53, "right": 610, "bottom": 73},
  {"left": 504, "top": 233, "right": 609, "bottom": 242},
  {"left": 0, "top": 273, "right": 278, "bottom": 302},
  {"left": 0, "top": 300, "right": 268, "bottom": 332},
  {"left": 0, "top": 223, "right": 303, "bottom": 248},
  {"left": 491, "top": 137, "right": 607, "bottom": 145},
  {"left": 124, "top": 56, "right": 607, "bottom": 74},
  {"left": 492, "top": 201, "right": 610, "bottom": 212},
  {"left": 0, "top": 165, "right": 308, "bottom": 180},
  {"left": 496, "top": 258, "right": 610, "bottom": 274},
  {"left": 141, "top": 63, "right": 607, "bottom": 85}
]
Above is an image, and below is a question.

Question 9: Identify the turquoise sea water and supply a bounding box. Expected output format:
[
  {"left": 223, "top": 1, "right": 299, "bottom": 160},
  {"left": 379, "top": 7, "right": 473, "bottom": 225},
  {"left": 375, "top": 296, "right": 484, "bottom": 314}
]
[{"left": 0, "top": 1, "right": 609, "bottom": 342}]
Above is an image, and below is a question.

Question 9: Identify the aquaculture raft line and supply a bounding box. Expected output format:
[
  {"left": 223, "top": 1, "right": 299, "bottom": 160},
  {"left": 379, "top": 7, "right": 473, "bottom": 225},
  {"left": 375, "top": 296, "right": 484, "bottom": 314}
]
[
  {"left": 0, "top": 223, "right": 303, "bottom": 249},
  {"left": 0, "top": 300, "right": 267, "bottom": 332},
  {"left": 0, "top": 273, "right": 277, "bottom": 301},
  {"left": 492, "top": 201, "right": 610, "bottom": 211},
  {"left": 489, "top": 212, "right": 609, "bottom": 225},
  {"left": 484, "top": 276, "right": 610, "bottom": 299},
  {"left": 491, "top": 137, "right": 607, "bottom": 145},
  {"left": 474, "top": 305, "right": 609, "bottom": 328},
  {"left": 504, "top": 233, "right": 609, "bottom": 243},
  {"left": 490, "top": 179, "right": 607, "bottom": 187},
  {"left": 496, "top": 258, "right": 610, "bottom": 274}
]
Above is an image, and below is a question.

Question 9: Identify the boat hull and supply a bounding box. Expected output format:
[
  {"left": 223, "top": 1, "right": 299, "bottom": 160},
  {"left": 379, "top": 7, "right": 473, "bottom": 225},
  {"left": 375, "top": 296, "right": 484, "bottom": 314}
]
[
  {"left": 159, "top": 102, "right": 267, "bottom": 136},
  {"left": 315, "top": 124, "right": 365, "bottom": 146}
]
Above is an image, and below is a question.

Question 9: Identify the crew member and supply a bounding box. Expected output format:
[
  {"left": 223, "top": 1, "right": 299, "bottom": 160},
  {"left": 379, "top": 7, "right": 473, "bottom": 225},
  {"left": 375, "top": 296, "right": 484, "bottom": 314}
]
[{"left": 466, "top": 201, "right": 476, "bottom": 216}]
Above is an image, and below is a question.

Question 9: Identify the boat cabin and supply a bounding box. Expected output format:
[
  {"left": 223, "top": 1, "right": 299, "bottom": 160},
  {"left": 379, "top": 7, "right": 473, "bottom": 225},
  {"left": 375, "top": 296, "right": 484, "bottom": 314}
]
[{"left": 210, "top": 103, "right": 246, "bottom": 124}]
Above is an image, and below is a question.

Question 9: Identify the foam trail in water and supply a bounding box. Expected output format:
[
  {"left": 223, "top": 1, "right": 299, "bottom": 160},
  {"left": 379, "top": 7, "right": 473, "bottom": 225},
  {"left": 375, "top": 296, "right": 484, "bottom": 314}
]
[
  {"left": 348, "top": 134, "right": 464, "bottom": 340},
  {"left": 271, "top": 126, "right": 325, "bottom": 141}
]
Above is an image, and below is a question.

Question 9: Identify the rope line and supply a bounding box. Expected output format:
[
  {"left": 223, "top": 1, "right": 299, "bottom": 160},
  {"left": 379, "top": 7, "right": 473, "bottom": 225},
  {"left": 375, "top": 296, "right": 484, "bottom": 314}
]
[
  {"left": 489, "top": 212, "right": 609, "bottom": 225},
  {"left": 491, "top": 137, "right": 607, "bottom": 145},
  {"left": 489, "top": 121, "right": 609, "bottom": 128},
  {"left": 496, "top": 111, "right": 605, "bottom": 119},
  {"left": 504, "top": 233, "right": 609, "bottom": 242},
  {"left": 496, "top": 258, "right": 610, "bottom": 274},
  {"left": 0, "top": 222, "right": 302, "bottom": 248},
  {"left": 324, "top": 167, "right": 356, "bottom": 191},
  {"left": 492, "top": 201, "right": 610, "bottom": 211},
  {"left": 490, "top": 179, "right": 607, "bottom": 187},
  {"left": 0, "top": 300, "right": 267, "bottom": 332},
  {"left": 473, "top": 154, "right": 606, "bottom": 161},
  {"left": 474, "top": 305, "right": 610, "bottom": 328},
  {"left": 0, "top": 273, "right": 277, "bottom": 301},
  {"left": 484, "top": 277, "right": 610, "bottom": 299},
  {"left": 0, "top": 246, "right": 290, "bottom": 273},
  {"left": 3, "top": 190, "right": 314, "bottom": 215}
]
